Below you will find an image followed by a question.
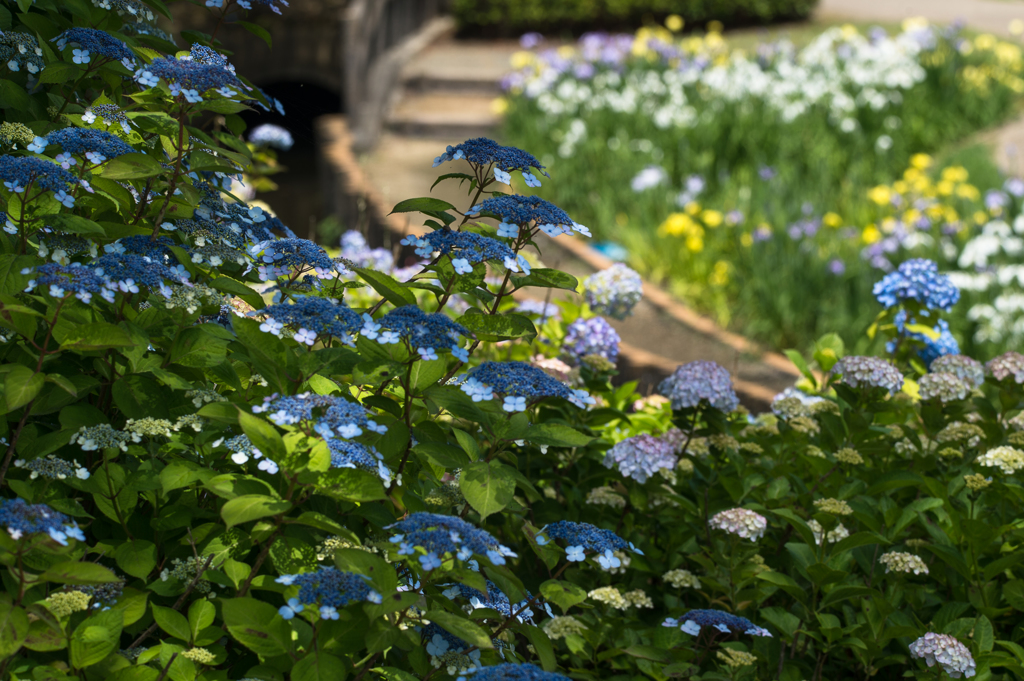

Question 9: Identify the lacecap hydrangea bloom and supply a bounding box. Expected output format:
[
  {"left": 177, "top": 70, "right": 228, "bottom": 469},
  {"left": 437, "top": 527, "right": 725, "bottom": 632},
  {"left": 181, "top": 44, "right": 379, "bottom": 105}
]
[
  {"left": 986, "top": 351, "right": 1024, "bottom": 384},
  {"left": 1, "top": 31, "right": 45, "bottom": 73},
  {"left": 248, "top": 124, "right": 294, "bottom": 151},
  {"left": 443, "top": 580, "right": 538, "bottom": 623},
  {"left": 456, "top": 662, "right": 570, "bottom": 681},
  {"left": 1, "top": 156, "right": 84, "bottom": 202},
  {"left": 458, "top": 361, "right": 593, "bottom": 411},
  {"left": 562, "top": 316, "right": 620, "bottom": 365},
  {"left": 252, "top": 393, "right": 386, "bottom": 439},
  {"left": 931, "top": 354, "right": 985, "bottom": 388},
  {"left": 872, "top": 258, "right": 960, "bottom": 311},
  {"left": 400, "top": 229, "right": 530, "bottom": 274},
  {"left": 909, "top": 633, "right": 976, "bottom": 678},
  {"left": 709, "top": 508, "right": 767, "bottom": 541},
  {"left": 433, "top": 137, "right": 548, "bottom": 188},
  {"left": 583, "top": 264, "right": 643, "bottom": 319},
  {"left": 257, "top": 296, "right": 362, "bottom": 346},
  {"left": 539, "top": 520, "right": 639, "bottom": 569},
  {"left": 833, "top": 356, "right": 905, "bottom": 394},
  {"left": 13, "top": 455, "right": 90, "bottom": 481},
  {"left": 275, "top": 567, "right": 381, "bottom": 620},
  {"left": 0, "top": 498, "right": 86, "bottom": 546},
  {"left": 327, "top": 439, "right": 393, "bottom": 485},
  {"left": 362, "top": 305, "right": 472, "bottom": 361},
  {"left": 663, "top": 568, "right": 701, "bottom": 589},
  {"left": 423, "top": 623, "right": 482, "bottom": 674},
  {"left": 387, "top": 512, "right": 516, "bottom": 569},
  {"left": 43, "top": 128, "right": 136, "bottom": 164},
  {"left": 976, "top": 446, "right": 1024, "bottom": 474},
  {"left": 808, "top": 519, "right": 849, "bottom": 545},
  {"left": 472, "top": 195, "right": 590, "bottom": 239},
  {"left": 878, "top": 551, "right": 929, "bottom": 575},
  {"left": 602, "top": 430, "right": 681, "bottom": 483},
  {"left": 134, "top": 47, "right": 242, "bottom": 102},
  {"left": 662, "top": 609, "right": 771, "bottom": 637},
  {"left": 658, "top": 360, "right": 739, "bottom": 412},
  {"left": 53, "top": 28, "right": 135, "bottom": 69}
]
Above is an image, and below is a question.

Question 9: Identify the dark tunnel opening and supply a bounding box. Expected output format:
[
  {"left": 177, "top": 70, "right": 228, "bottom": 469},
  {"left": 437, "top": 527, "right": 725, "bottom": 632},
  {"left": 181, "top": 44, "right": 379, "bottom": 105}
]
[{"left": 239, "top": 81, "right": 343, "bottom": 241}]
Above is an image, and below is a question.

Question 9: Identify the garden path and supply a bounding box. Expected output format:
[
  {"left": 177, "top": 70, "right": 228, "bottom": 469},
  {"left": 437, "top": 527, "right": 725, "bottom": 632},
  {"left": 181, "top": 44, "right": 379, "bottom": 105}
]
[{"left": 348, "top": 39, "right": 801, "bottom": 409}]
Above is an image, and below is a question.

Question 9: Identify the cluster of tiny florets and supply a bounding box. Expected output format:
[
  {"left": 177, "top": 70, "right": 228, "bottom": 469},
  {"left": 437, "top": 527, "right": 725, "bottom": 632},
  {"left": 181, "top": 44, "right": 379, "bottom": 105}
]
[
  {"left": 808, "top": 519, "right": 850, "bottom": 545},
  {"left": 71, "top": 424, "right": 130, "bottom": 451},
  {"left": 709, "top": 508, "right": 767, "bottom": 541},
  {"left": 833, "top": 356, "right": 905, "bottom": 394},
  {"left": 879, "top": 551, "right": 929, "bottom": 575},
  {"left": 986, "top": 352, "right": 1024, "bottom": 384},
  {"left": 388, "top": 513, "right": 515, "bottom": 569},
  {"left": 135, "top": 51, "right": 241, "bottom": 101},
  {"left": 42, "top": 591, "right": 92, "bottom": 618},
  {"left": 563, "top": 316, "right": 620, "bottom": 365},
  {"left": 258, "top": 296, "right": 362, "bottom": 346},
  {"left": 717, "top": 649, "right": 758, "bottom": 668},
  {"left": 663, "top": 568, "right": 701, "bottom": 589},
  {"left": 834, "top": 447, "right": 864, "bottom": 465},
  {"left": 964, "top": 474, "right": 992, "bottom": 491},
  {"left": 253, "top": 393, "right": 386, "bottom": 440},
  {"left": 54, "top": 29, "right": 135, "bottom": 69},
  {"left": 909, "top": 633, "right": 976, "bottom": 678},
  {"left": 658, "top": 360, "right": 739, "bottom": 412},
  {"left": 813, "top": 498, "right": 853, "bottom": 516},
  {"left": 0, "top": 499, "right": 85, "bottom": 546},
  {"left": 473, "top": 195, "right": 587, "bottom": 238},
  {"left": 14, "top": 455, "right": 90, "bottom": 481},
  {"left": 364, "top": 305, "right": 471, "bottom": 360},
  {"left": 249, "top": 124, "right": 294, "bottom": 151},
  {"left": 328, "top": 439, "right": 393, "bottom": 485},
  {"left": 160, "top": 556, "right": 215, "bottom": 595},
  {"left": 976, "top": 446, "right": 1024, "bottom": 474},
  {"left": 602, "top": 430, "right": 682, "bottom": 482},
  {"left": 459, "top": 361, "right": 592, "bottom": 411},
  {"left": 931, "top": 354, "right": 985, "bottom": 388},
  {"left": 402, "top": 229, "right": 529, "bottom": 274},
  {"left": 434, "top": 137, "right": 547, "bottom": 188},
  {"left": 919, "top": 372, "right": 971, "bottom": 402},
  {"left": 543, "top": 616, "right": 588, "bottom": 640},
  {"left": 455, "top": 662, "right": 570, "bottom": 681},
  {"left": 275, "top": 567, "right": 381, "bottom": 620},
  {"left": 583, "top": 264, "right": 643, "bottom": 319},
  {"left": 586, "top": 486, "right": 626, "bottom": 508},
  {"left": 872, "top": 258, "right": 959, "bottom": 311},
  {"left": 1, "top": 31, "right": 44, "bottom": 73}
]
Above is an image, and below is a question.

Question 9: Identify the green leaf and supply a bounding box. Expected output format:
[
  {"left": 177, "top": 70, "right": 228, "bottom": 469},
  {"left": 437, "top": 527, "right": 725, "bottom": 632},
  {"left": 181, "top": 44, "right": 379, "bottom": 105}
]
[
  {"left": 832, "top": 531, "right": 888, "bottom": 555},
  {"left": 114, "top": 540, "right": 158, "bottom": 579},
  {"left": 540, "top": 580, "right": 587, "bottom": 614},
  {"left": 69, "top": 609, "right": 123, "bottom": 668},
  {"left": 520, "top": 624, "right": 556, "bottom": 671},
  {"left": 169, "top": 327, "right": 229, "bottom": 368},
  {"left": 806, "top": 562, "right": 848, "bottom": 586},
  {"left": 975, "top": 615, "right": 994, "bottom": 653},
  {"left": 210, "top": 276, "right": 264, "bottom": 310},
  {"left": 151, "top": 604, "right": 191, "bottom": 641},
  {"left": 45, "top": 214, "right": 105, "bottom": 235},
  {"left": 316, "top": 467, "right": 387, "bottom": 502},
  {"left": 923, "top": 544, "right": 973, "bottom": 581},
  {"left": 237, "top": 19, "right": 272, "bottom": 48},
  {"left": 460, "top": 461, "right": 516, "bottom": 521},
  {"left": 456, "top": 312, "right": 536, "bottom": 342},
  {"left": 238, "top": 409, "right": 287, "bottom": 462},
  {"left": 4, "top": 366, "right": 42, "bottom": 412},
  {"left": 334, "top": 548, "right": 398, "bottom": 596},
  {"left": 221, "top": 494, "right": 292, "bottom": 528},
  {"left": 1004, "top": 580, "right": 1024, "bottom": 611},
  {"left": 423, "top": 610, "right": 493, "bottom": 650},
  {"left": 59, "top": 322, "right": 134, "bottom": 351},
  {"left": 390, "top": 197, "right": 457, "bottom": 214},
  {"left": 784, "top": 349, "right": 814, "bottom": 382},
  {"left": 37, "top": 62, "right": 82, "bottom": 84},
  {"left": 755, "top": 571, "right": 807, "bottom": 604},
  {"left": 511, "top": 423, "right": 591, "bottom": 447},
  {"left": 770, "top": 508, "right": 817, "bottom": 549},
  {"left": 354, "top": 268, "right": 416, "bottom": 307},
  {"left": 99, "top": 152, "right": 164, "bottom": 180},
  {"left": 414, "top": 442, "right": 470, "bottom": 469},
  {"left": 40, "top": 562, "right": 120, "bottom": 585},
  {"left": 511, "top": 268, "right": 579, "bottom": 292},
  {"left": 222, "top": 598, "right": 292, "bottom": 657},
  {"left": 0, "top": 600, "right": 28, "bottom": 658},
  {"left": 291, "top": 654, "right": 347, "bottom": 681},
  {"left": 0, "top": 80, "right": 30, "bottom": 111},
  {"left": 984, "top": 552, "right": 1024, "bottom": 582},
  {"left": 112, "top": 374, "right": 170, "bottom": 420}
]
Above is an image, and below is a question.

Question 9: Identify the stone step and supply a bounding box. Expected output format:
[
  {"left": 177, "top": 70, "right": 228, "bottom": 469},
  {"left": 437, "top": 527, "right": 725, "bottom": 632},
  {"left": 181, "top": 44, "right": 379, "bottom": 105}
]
[
  {"left": 399, "top": 40, "right": 519, "bottom": 96},
  {"left": 385, "top": 91, "right": 501, "bottom": 138}
]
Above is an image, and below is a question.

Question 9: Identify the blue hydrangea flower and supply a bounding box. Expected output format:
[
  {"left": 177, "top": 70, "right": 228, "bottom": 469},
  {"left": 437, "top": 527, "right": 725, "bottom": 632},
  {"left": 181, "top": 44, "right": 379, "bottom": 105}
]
[
  {"left": 0, "top": 156, "right": 83, "bottom": 199},
  {"left": 930, "top": 354, "right": 984, "bottom": 388},
  {"left": 43, "top": 128, "right": 136, "bottom": 165},
  {"left": 217, "top": 433, "right": 279, "bottom": 474},
  {"left": 25, "top": 262, "right": 116, "bottom": 304},
  {"left": 433, "top": 138, "right": 547, "bottom": 188},
  {"left": 1, "top": 32, "right": 45, "bottom": 73},
  {"left": 443, "top": 580, "right": 539, "bottom": 623},
  {"left": 274, "top": 567, "right": 381, "bottom": 619},
  {"left": 423, "top": 622, "right": 484, "bottom": 670},
  {"left": 236, "top": 0, "right": 290, "bottom": 15},
  {"left": 662, "top": 609, "right": 772, "bottom": 637},
  {"left": 658, "top": 361, "right": 739, "bottom": 412},
  {"left": 457, "top": 663, "right": 570, "bottom": 681},
  {"left": 401, "top": 230, "right": 530, "bottom": 274},
  {"left": 327, "top": 439, "right": 393, "bottom": 485},
  {"left": 251, "top": 238, "right": 340, "bottom": 280},
  {"left": 387, "top": 513, "right": 516, "bottom": 567},
  {"left": 562, "top": 316, "right": 620, "bottom": 365},
  {"left": 539, "top": 520, "right": 639, "bottom": 563},
  {"left": 583, "top": 264, "right": 643, "bottom": 319},
  {"left": 872, "top": 258, "right": 959, "bottom": 312},
  {"left": 256, "top": 296, "right": 361, "bottom": 346},
  {"left": 363, "top": 305, "right": 471, "bottom": 360},
  {"left": 135, "top": 52, "right": 241, "bottom": 101},
  {"left": 53, "top": 29, "right": 135, "bottom": 69},
  {"left": 0, "top": 498, "right": 85, "bottom": 546},
  {"left": 515, "top": 299, "right": 560, "bottom": 320},
  {"left": 90, "top": 253, "right": 183, "bottom": 297},
  {"left": 83, "top": 104, "right": 132, "bottom": 134},
  {"left": 249, "top": 124, "right": 294, "bottom": 151},
  {"left": 472, "top": 195, "right": 589, "bottom": 238},
  {"left": 253, "top": 393, "right": 386, "bottom": 439},
  {"left": 91, "top": 0, "right": 156, "bottom": 22},
  {"left": 887, "top": 314, "right": 959, "bottom": 367},
  {"left": 833, "top": 356, "right": 905, "bottom": 395},
  {"left": 121, "top": 21, "right": 173, "bottom": 42},
  {"left": 458, "top": 361, "right": 593, "bottom": 410}
]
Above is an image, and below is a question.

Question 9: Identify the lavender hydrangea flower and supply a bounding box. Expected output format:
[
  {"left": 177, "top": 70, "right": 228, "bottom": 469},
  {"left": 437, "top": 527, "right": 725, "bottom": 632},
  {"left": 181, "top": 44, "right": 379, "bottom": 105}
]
[
  {"left": 658, "top": 361, "right": 739, "bottom": 412},
  {"left": 872, "top": 258, "right": 959, "bottom": 311},
  {"left": 583, "top": 264, "right": 643, "bottom": 319},
  {"left": 919, "top": 372, "right": 971, "bottom": 402},
  {"left": 563, "top": 316, "right": 619, "bottom": 365},
  {"left": 274, "top": 567, "right": 381, "bottom": 620},
  {"left": 135, "top": 50, "right": 241, "bottom": 101},
  {"left": 662, "top": 609, "right": 771, "bottom": 637},
  {"left": 387, "top": 513, "right": 516, "bottom": 568},
  {"left": 909, "top": 633, "right": 976, "bottom": 678},
  {"left": 0, "top": 498, "right": 86, "bottom": 546},
  {"left": 602, "top": 431, "right": 682, "bottom": 482},
  {"left": 251, "top": 238, "right": 339, "bottom": 280},
  {"left": 444, "top": 580, "right": 538, "bottom": 623},
  {"left": 833, "top": 356, "right": 904, "bottom": 394},
  {"left": 930, "top": 355, "right": 984, "bottom": 388},
  {"left": 708, "top": 508, "right": 767, "bottom": 541}
]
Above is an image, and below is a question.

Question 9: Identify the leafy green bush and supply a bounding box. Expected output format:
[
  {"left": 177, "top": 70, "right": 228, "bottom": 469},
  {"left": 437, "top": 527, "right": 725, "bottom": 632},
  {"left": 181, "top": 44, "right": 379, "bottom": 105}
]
[
  {"left": 5, "top": 2, "right": 1024, "bottom": 681},
  {"left": 453, "top": 0, "right": 819, "bottom": 35}
]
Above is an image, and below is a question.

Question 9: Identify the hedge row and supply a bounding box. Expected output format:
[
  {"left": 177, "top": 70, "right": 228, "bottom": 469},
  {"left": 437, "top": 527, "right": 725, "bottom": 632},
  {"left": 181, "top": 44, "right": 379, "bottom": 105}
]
[{"left": 452, "top": 0, "right": 820, "bottom": 36}]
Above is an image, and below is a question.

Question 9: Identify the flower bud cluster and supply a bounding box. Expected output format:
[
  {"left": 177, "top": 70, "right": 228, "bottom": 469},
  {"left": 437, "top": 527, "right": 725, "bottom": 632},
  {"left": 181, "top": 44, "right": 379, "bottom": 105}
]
[
  {"left": 709, "top": 508, "right": 767, "bottom": 541},
  {"left": 813, "top": 498, "right": 853, "bottom": 516},
  {"left": 663, "top": 568, "right": 701, "bottom": 589},
  {"left": 878, "top": 551, "right": 929, "bottom": 575}
]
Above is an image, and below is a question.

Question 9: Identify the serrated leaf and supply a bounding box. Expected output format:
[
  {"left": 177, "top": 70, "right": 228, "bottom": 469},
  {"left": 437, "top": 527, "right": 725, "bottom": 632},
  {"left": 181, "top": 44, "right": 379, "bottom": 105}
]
[
  {"left": 460, "top": 461, "right": 515, "bottom": 521},
  {"left": 456, "top": 312, "right": 536, "bottom": 342},
  {"left": 99, "top": 153, "right": 164, "bottom": 180},
  {"left": 221, "top": 494, "right": 291, "bottom": 528},
  {"left": 423, "top": 609, "right": 493, "bottom": 650}
]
